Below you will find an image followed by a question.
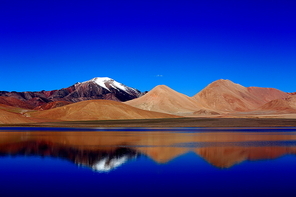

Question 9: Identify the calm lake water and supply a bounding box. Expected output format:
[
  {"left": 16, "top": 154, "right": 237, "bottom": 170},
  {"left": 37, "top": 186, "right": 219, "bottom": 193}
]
[{"left": 1, "top": 127, "right": 296, "bottom": 197}]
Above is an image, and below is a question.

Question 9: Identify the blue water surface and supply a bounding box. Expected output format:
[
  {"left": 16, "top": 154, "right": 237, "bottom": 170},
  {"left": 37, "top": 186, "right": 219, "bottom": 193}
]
[
  {"left": 0, "top": 128, "right": 296, "bottom": 197},
  {"left": 0, "top": 153, "right": 296, "bottom": 197}
]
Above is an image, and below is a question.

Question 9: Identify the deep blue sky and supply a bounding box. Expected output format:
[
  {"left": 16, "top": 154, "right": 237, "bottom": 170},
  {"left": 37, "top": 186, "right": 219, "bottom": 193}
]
[{"left": 1, "top": 0, "right": 295, "bottom": 96}]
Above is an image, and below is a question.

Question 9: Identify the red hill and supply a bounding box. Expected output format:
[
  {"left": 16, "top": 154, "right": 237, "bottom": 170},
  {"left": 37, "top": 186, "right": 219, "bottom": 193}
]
[{"left": 193, "top": 79, "right": 288, "bottom": 112}]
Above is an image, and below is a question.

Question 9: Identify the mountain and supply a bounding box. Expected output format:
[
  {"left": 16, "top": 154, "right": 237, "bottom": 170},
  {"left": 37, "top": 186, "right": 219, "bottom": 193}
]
[
  {"left": 0, "top": 77, "right": 143, "bottom": 109},
  {"left": 126, "top": 80, "right": 290, "bottom": 115},
  {"left": 71, "top": 77, "right": 143, "bottom": 102},
  {"left": 1, "top": 77, "right": 294, "bottom": 116},
  {"left": 193, "top": 79, "right": 289, "bottom": 112},
  {"left": 29, "top": 99, "right": 179, "bottom": 121},
  {"left": 125, "top": 85, "right": 206, "bottom": 115}
]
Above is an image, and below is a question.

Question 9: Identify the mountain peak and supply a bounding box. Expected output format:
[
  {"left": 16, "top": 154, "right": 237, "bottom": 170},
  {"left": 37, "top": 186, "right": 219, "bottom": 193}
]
[
  {"left": 91, "top": 77, "right": 113, "bottom": 82},
  {"left": 125, "top": 84, "right": 203, "bottom": 114},
  {"left": 150, "top": 85, "right": 174, "bottom": 93},
  {"left": 87, "top": 77, "right": 114, "bottom": 91},
  {"left": 194, "top": 79, "right": 288, "bottom": 112},
  {"left": 80, "top": 77, "right": 142, "bottom": 101},
  {"left": 82, "top": 77, "right": 134, "bottom": 94},
  {"left": 209, "top": 79, "right": 243, "bottom": 88}
]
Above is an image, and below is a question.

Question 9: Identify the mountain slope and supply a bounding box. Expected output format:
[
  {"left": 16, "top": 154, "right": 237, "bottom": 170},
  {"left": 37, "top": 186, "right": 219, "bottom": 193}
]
[
  {"left": 0, "top": 96, "right": 35, "bottom": 109},
  {"left": 258, "top": 95, "right": 296, "bottom": 113},
  {"left": 30, "top": 99, "right": 179, "bottom": 121},
  {"left": 193, "top": 79, "right": 288, "bottom": 112},
  {"left": 125, "top": 85, "right": 204, "bottom": 115},
  {"left": 33, "top": 101, "right": 73, "bottom": 110},
  {"left": 0, "top": 108, "right": 37, "bottom": 124}
]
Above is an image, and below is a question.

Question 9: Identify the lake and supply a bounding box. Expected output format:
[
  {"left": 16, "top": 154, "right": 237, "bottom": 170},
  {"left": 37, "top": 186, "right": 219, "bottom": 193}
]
[{"left": 0, "top": 127, "right": 296, "bottom": 197}]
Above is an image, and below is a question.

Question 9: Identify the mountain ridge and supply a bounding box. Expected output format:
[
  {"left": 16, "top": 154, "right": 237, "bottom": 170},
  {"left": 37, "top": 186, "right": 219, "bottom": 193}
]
[
  {"left": 0, "top": 78, "right": 295, "bottom": 124},
  {"left": 0, "top": 77, "right": 143, "bottom": 109},
  {"left": 125, "top": 84, "right": 207, "bottom": 115},
  {"left": 193, "top": 79, "right": 288, "bottom": 112}
]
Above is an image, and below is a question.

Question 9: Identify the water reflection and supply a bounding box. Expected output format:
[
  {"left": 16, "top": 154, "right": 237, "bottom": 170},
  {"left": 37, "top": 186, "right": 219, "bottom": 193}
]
[
  {"left": 0, "top": 141, "right": 138, "bottom": 172},
  {"left": 1, "top": 129, "right": 296, "bottom": 170}
]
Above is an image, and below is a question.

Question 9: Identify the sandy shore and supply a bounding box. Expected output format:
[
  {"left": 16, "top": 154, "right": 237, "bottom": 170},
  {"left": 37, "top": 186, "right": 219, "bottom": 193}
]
[{"left": 1, "top": 117, "right": 296, "bottom": 127}]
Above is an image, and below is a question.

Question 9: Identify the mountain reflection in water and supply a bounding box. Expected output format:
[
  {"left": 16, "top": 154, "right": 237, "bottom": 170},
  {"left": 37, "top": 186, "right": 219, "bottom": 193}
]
[
  {"left": 1, "top": 129, "right": 296, "bottom": 170},
  {"left": 0, "top": 141, "right": 138, "bottom": 172},
  {"left": 1, "top": 128, "right": 296, "bottom": 197}
]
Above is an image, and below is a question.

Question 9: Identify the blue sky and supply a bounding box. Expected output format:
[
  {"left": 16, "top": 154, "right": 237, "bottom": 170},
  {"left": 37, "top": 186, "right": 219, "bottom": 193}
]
[{"left": 1, "top": 0, "right": 295, "bottom": 96}]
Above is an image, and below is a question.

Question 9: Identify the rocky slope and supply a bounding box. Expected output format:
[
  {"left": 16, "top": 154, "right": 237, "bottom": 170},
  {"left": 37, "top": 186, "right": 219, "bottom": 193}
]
[{"left": 0, "top": 96, "right": 35, "bottom": 109}]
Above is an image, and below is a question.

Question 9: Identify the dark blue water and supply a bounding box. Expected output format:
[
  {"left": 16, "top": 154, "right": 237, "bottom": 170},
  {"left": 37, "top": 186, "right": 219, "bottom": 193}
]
[{"left": 0, "top": 128, "right": 296, "bottom": 197}]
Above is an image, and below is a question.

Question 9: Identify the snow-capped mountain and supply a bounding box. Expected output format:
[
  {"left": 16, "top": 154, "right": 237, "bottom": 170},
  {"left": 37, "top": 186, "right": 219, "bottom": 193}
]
[
  {"left": 88, "top": 77, "right": 129, "bottom": 92},
  {"left": 68, "top": 77, "right": 142, "bottom": 102},
  {"left": 82, "top": 77, "right": 142, "bottom": 99},
  {"left": 0, "top": 77, "right": 144, "bottom": 109}
]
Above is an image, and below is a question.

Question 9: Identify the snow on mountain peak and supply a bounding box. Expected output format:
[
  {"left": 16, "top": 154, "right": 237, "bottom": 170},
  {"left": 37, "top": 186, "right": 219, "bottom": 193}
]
[
  {"left": 92, "top": 77, "right": 113, "bottom": 82},
  {"left": 84, "top": 77, "right": 129, "bottom": 92},
  {"left": 90, "top": 77, "right": 113, "bottom": 90},
  {"left": 109, "top": 79, "right": 128, "bottom": 92}
]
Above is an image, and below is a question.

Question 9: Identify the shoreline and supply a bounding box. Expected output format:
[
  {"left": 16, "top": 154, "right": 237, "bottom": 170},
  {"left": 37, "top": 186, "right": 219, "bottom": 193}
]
[{"left": 1, "top": 117, "right": 296, "bottom": 128}]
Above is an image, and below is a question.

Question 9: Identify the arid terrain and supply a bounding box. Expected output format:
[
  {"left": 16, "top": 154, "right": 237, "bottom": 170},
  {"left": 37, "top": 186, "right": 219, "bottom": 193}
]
[
  {"left": 29, "top": 100, "right": 178, "bottom": 121},
  {"left": 1, "top": 78, "right": 296, "bottom": 127},
  {"left": 125, "top": 85, "right": 204, "bottom": 114}
]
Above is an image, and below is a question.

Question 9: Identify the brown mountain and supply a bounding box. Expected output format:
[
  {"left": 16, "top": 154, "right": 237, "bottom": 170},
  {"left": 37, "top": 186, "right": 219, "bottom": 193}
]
[
  {"left": 193, "top": 79, "right": 288, "bottom": 112},
  {"left": 1, "top": 78, "right": 294, "bottom": 117},
  {"left": 29, "top": 99, "right": 179, "bottom": 121},
  {"left": 125, "top": 85, "right": 207, "bottom": 115},
  {"left": 0, "top": 77, "right": 143, "bottom": 109}
]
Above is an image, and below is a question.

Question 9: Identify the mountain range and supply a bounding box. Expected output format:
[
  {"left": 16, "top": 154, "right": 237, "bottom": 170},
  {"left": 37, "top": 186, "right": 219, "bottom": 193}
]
[
  {"left": 126, "top": 79, "right": 292, "bottom": 115},
  {"left": 0, "top": 77, "right": 143, "bottom": 109},
  {"left": 0, "top": 77, "right": 296, "bottom": 124}
]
